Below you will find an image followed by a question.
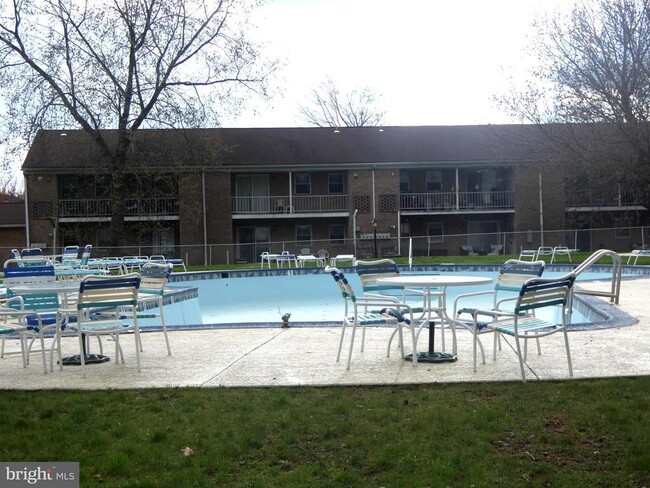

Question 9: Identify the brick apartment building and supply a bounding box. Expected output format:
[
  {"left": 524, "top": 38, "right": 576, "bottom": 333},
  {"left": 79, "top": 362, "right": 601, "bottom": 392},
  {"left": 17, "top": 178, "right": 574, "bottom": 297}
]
[
  {"left": 0, "top": 193, "right": 25, "bottom": 251},
  {"left": 19, "top": 125, "right": 649, "bottom": 265}
]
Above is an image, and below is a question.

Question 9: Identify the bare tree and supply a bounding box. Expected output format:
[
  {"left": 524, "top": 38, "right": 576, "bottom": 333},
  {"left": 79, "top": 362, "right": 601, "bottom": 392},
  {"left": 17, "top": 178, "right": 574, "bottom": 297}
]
[
  {"left": 0, "top": 0, "right": 276, "bottom": 245},
  {"left": 496, "top": 0, "right": 650, "bottom": 196},
  {"left": 298, "top": 77, "right": 386, "bottom": 127}
]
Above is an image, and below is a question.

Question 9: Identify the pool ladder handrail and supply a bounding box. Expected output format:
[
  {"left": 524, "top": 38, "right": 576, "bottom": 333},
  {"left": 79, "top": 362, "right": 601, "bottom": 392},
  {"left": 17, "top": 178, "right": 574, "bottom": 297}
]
[{"left": 571, "top": 249, "right": 622, "bottom": 304}]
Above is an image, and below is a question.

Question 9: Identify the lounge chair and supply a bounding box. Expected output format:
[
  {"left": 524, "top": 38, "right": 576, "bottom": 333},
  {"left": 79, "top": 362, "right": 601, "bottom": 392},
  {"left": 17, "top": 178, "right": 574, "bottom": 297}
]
[
  {"left": 619, "top": 249, "right": 650, "bottom": 265},
  {"left": 536, "top": 246, "right": 555, "bottom": 260},
  {"left": 325, "top": 266, "right": 418, "bottom": 370},
  {"left": 551, "top": 245, "right": 573, "bottom": 263},
  {"left": 149, "top": 255, "right": 187, "bottom": 272},
  {"left": 59, "top": 246, "right": 80, "bottom": 267},
  {"left": 518, "top": 248, "right": 537, "bottom": 261}
]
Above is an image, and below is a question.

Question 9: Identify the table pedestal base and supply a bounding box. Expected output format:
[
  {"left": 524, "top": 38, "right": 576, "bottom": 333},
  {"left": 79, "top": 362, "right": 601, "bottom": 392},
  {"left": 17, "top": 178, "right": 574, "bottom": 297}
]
[
  {"left": 61, "top": 354, "right": 110, "bottom": 366},
  {"left": 405, "top": 351, "right": 457, "bottom": 363}
]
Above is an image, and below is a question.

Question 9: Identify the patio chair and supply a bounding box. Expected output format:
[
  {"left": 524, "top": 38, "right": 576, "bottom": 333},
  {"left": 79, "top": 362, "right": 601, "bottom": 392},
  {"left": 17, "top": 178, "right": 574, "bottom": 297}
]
[
  {"left": 461, "top": 245, "right": 478, "bottom": 256},
  {"left": 137, "top": 262, "right": 173, "bottom": 355},
  {"left": 487, "top": 244, "right": 503, "bottom": 256},
  {"left": 457, "top": 271, "right": 575, "bottom": 381},
  {"left": 453, "top": 259, "right": 546, "bottom": 373},
  {"left": 356, "top": 259, "right": 447, "bottom": 350},
  {"left": 325, "top": 266, "right": 418, "bottom": 370},
  {"left": 0, "top": 307, "right": 29, "bottom": 369},
  {"left": 55, "top": 273, "right": 142, "bottom": 377},
  {"left": 2, "top": 260, "right": 62, "bottom": 372}
]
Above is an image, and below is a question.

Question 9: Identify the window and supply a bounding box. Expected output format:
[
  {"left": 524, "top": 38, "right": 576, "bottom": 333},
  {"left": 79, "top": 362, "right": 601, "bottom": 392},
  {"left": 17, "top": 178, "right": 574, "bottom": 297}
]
[
  {"left": 401, "top": 222, "right": 411, "bottom": 237},
  {"left": 329, "top": 224, "right": 345, "bottom": 245},
  {"left": 94, "top": 175, "right": 112, "bottom": 198},
  {"left": 328, "top": 173, "right": 345, "bottom": 194},
  {"left": 400, "top": 172, "right": 410, "bottom": 193},
  {"left": 59, "top": 175, "right": 80, "bottom": 199},
  {"left": 426, "top": 170, "right": 442, "bottom": 192},
  {"left": 615, "top": 218, "right": 631, "bottom": 238},
  {"left": 296, "top": 224, "right": 312, "bottom": 244},
  {"left": 294, "top": 173, "right": 311, "bottom": 194},
  {"left": 427, "top": 222, "right": 444, "bottom": 243}
]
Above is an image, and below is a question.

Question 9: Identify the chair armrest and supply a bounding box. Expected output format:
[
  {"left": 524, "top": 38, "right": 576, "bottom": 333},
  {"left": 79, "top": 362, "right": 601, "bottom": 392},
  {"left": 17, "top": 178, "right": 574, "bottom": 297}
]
[
  {"left": 453, "top": 290, "right": 495, "bottom": 316},
  {"left": 356, "top": 298, "right": 414, "bottom": 321},
  {"left": 361, "top": 293, "right": 400, "bottom": 303}
]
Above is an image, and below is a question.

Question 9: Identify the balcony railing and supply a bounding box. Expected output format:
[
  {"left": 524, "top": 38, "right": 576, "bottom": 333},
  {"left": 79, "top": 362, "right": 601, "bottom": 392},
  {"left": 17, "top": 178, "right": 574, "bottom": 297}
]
[
  {"left": 400, "top": 191, "right": 514, "bottom": 211},
  {"left": 232, "top": 195, "right": 349, "bottom": 214},
  {"left": 565, "top": 190, "right": 647, "bottom": 207},
  {"left": 59, "top": 198, "right": 179, "bottom": 217}
]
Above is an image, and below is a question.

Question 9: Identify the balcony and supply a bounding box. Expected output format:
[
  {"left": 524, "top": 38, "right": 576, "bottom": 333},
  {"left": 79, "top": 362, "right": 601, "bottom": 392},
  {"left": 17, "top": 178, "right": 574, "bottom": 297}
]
[
  {"left": 58, "top": 198, "right": 179, "bottom": 218},
  {"left": 400, "top": 191, "right": 514, "bottom": 212},
  {"left": 565, "top": 190, "right": 648, "bottom": 209},
  {"left": 232, "top": 195, "right": 350, "bottom": 216}
]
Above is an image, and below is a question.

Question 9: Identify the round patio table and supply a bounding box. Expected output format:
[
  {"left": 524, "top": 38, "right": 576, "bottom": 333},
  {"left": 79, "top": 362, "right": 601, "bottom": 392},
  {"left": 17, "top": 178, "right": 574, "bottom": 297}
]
[{"left": 376, "top": 275, "right": 493, "bottom": 363}]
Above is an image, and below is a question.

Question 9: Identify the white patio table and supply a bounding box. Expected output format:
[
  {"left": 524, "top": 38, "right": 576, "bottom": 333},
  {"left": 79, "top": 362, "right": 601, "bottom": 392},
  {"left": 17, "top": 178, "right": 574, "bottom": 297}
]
[{"left": 376, "top": 275, "right": 492, "bottom": 363}]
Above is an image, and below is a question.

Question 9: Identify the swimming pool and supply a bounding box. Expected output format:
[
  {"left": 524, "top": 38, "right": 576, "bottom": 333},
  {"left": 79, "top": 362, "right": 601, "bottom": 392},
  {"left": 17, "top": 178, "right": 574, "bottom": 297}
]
[{"left": 137, "top": 265, "right": 640, "bottom": 331}]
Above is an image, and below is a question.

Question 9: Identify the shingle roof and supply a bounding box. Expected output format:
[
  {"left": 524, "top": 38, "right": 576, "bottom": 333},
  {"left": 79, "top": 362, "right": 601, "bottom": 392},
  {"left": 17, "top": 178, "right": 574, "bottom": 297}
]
[{"left": 23, "top": 125, "right": 564, "bottom": 173}]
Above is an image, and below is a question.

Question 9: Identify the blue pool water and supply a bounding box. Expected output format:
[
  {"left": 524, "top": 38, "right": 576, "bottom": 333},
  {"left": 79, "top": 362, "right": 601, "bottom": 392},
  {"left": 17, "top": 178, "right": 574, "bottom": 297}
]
[{"left": 137, "top": 267, "right": 638, "bottom": 330}]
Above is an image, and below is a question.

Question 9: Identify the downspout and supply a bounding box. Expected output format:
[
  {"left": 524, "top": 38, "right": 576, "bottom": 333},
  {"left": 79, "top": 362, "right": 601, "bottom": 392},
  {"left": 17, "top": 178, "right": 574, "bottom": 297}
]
[
  {"left": 455, "top": 168, "right": 460, "bottom": 210},
  {"left": 288, "top": 172, "right": 293, "bottom": 213},
  {"left": 372, "top": 169, "right": 376, "bottom": 221},
  {"left": 23, "top": 174, "right": 30, "bottom": 247},
  {"left": 539, "top": 170, "right": 544, "bottom": 247},
  {"left": 397, "top": 209, "right": 401, "bottom": 255},
  {"left": 352, "top": 209, "right": 358, "bottom": 257},
  {"left": 202, "top": 171, "right": 208, "bottom": 265}
]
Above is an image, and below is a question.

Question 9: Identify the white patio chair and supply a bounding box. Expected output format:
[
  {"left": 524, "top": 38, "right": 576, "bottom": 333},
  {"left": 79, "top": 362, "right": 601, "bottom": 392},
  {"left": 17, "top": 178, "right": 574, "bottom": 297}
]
[
  {"left": 456, "top": 272, "right": 576, "bottom": 381},
  {"left": 453, "top": 259, "right": 546, "bottom": 373},
  {"left": 1, "top": 259, "right": 62, "bottom": 372},
  {"left": 355, "top": 259, "right": 446, "bottom": 351},
  {"left": 137, "top": 262, "right": 173, "bottom": 355},
  {"left": 325, "top": 266, "right": 418, "bottom": 370},
  {"left": 55, "top": 273, "right": 142, "bottom": 378}
]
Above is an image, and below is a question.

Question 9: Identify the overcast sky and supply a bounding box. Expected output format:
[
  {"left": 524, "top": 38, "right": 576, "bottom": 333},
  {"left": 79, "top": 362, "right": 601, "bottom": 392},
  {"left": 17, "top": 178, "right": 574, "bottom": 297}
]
[
  {"left": 223, "top": 0, "right": 574, "bottom": 128},
  {"left": 2, "top": 0, "right": 576, "bottom": 188}
]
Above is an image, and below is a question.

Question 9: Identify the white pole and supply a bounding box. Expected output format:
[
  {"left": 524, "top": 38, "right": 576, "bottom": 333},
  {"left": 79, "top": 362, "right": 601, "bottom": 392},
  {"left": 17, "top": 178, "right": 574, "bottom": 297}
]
[
  {"left": 397, "top": 209, "right": 401, "bottom": 256},
  {"left": 642, "top": 226, "right": 646, "bottom": 249},
  {"left": 202, "top": 171, "right": 208, "bottom": 266},
  {"left": 409, "top": 237, "right": 413, "bottom": 270},
  {"left": 538, "top": 171, "right": 544, "bottom": 247},
  {"left": 352, "top": 209, "right": 358, "bottom": 257}
]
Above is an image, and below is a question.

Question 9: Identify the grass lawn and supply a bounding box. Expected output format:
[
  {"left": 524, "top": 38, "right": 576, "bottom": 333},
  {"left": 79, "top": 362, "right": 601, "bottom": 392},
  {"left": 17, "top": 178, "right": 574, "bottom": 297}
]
[{"left": 1, "top": 378, "right": 649, "bottom": 487}]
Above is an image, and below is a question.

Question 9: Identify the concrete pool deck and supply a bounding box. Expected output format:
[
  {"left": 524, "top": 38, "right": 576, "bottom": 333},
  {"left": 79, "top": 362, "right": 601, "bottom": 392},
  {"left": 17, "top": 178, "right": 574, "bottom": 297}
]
[{"left": 1, "top": 277, "right": 649, "bottom": 389}]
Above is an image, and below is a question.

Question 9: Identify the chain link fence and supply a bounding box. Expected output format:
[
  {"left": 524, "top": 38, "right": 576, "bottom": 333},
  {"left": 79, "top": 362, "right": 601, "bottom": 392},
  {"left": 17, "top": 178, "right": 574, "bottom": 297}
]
[{"left": 3, "top": 226, "right": 648, "bottom": 268}]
